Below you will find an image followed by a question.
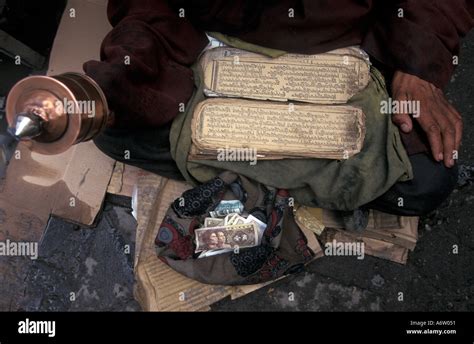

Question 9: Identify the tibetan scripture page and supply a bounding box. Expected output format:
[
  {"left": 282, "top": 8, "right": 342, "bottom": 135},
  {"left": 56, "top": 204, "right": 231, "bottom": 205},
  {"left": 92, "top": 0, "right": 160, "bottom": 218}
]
[
  {"left": 200, "top": 47, "right": 370, "bottom": 104},
  {"left": 190, "top": 99, "right": 365, "bottom": 160}
]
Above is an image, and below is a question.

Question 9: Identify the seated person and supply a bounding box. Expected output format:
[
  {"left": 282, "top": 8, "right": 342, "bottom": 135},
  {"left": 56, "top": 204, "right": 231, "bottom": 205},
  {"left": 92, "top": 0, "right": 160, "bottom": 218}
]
[{"left": 83, "top": 0, "right": 474, "bottom": 217}]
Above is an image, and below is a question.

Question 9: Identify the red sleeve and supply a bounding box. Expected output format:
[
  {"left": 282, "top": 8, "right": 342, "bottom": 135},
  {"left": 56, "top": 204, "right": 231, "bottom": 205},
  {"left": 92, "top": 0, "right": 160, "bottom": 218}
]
[
  {"left": 362, "top": 0, "right": 474, "bottom": 89},
  {"left": 83, "top": 0, "right": 209, "bottom": 128}
]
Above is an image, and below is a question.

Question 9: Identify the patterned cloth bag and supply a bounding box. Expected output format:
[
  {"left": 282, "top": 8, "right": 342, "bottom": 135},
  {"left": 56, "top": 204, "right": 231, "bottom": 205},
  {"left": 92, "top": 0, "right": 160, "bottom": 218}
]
[{"left": 155, "top": 171, "right": 315, "bottom": 285}]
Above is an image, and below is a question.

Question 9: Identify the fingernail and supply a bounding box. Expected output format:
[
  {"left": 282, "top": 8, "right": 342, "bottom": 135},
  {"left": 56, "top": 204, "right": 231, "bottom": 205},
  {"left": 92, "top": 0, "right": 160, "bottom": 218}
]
[
  {"left": 438, "top": 153, "right": 444, "bottom": 161},
  {"left": 401, "top": 123, "right": 409, "bottom": 132}
]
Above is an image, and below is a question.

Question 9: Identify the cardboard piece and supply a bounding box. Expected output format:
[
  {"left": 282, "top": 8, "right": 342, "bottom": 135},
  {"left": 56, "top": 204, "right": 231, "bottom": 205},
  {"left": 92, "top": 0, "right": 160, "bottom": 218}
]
[
  {"left": 107, "top": 162, "right": 142, "bottom": 198},
  {"left": 362, "top": 219, "right": 418, "bottom": 251},
  {"left": 322, "top": 209, "right": 418, "bottom": 251},
  {"left": 316, "top": 210, "right": 419, "bottom": 265},
  {"left": 301, "top": 225, "right": 324, "bottom": 259},
  {"left": 293, "top": 206, "right": 419, "bottom": 264},
  {"left": 1, "top": 143, "right": 114, "bottom": 226},
  {"left": 0, "top": 0, "right": 114, "bottom": 309},
  {"left": 133, "top": 172, "right": 169, "bottom": 268},
  {"left": 319, "top": 228, "right": 410, "bottom": 265},
  {"left": 295, "top": 206, "right": 325, "bottom": 235},
  {"left": 48, "top": 0, "right": 111, "bottom": 75}
]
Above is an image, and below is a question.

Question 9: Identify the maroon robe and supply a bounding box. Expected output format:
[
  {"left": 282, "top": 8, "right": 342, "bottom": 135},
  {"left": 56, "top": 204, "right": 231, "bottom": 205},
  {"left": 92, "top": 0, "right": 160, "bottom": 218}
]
[{"left": 84, "top": 0, "right": 474, "bottom": 128}]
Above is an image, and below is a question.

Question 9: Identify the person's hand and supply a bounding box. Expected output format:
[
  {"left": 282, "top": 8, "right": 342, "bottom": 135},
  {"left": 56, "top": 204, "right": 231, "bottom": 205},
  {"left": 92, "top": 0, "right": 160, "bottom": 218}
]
[{"left": 391, "top": 70, "right": 462, "bottom": 168}]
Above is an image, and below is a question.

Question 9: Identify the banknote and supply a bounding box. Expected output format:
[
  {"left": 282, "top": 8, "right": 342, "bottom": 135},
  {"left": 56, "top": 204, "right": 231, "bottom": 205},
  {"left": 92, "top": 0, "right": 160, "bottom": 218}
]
[
  {"left": 244, "top": 215, "right": 267, "bottom": 243},
  {"left": 224, "top": 213, "right": 246, "bottom": 225},
  {"left": 195, "top": 223, "right": 259, "bottom": 252},
  {"left": 232, "top": 216, "right": 246, "bottom": 225},
  {"left": 209, "top": 200, "right": 244, "bottom": 217},
  {"left": 204, "top": 217, "right": 224, "bottom": 227}
]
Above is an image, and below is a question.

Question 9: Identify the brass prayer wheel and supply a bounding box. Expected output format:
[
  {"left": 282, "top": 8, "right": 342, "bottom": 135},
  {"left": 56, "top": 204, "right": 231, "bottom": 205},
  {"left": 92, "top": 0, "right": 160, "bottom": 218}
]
[{"left": 6, "top": 73, "right": 109, "bottom": 155}]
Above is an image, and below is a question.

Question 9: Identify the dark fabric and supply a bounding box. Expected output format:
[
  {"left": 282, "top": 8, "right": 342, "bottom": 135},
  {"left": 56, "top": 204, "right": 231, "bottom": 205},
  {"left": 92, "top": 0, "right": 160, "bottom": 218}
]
[
  {"left": 362, "top": 0, "right": 474, "bottom": 89},
  {"left": 155, "top": 171, "right": 314, "bottom": 285},
  {"left": 84, "top": 0, "right": 473, "bottom": 128},
  {"left": 93, "top": 122, "right": 184, "bottom": 180},
  {"left": 367, "top": 153, "right": 459, "bottom": 216},
  {"left": 399, "top": 125, "right": 431, "bottom": 156}
]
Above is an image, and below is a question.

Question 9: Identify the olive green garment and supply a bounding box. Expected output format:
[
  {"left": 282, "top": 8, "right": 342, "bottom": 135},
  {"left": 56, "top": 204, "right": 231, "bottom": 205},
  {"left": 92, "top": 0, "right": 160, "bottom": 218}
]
[
  {"left": 170, "top": 52, "right": 413, "bottom": 211},
  {"left": 207, "top": 31, "right": 287, "bottom": 58}
]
